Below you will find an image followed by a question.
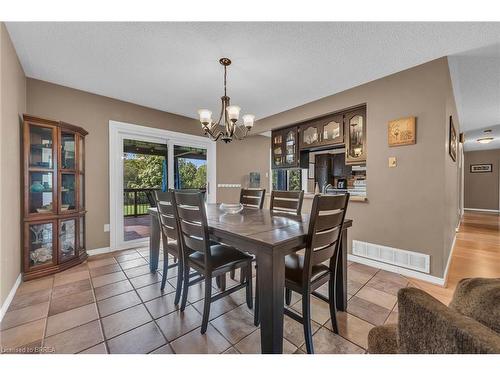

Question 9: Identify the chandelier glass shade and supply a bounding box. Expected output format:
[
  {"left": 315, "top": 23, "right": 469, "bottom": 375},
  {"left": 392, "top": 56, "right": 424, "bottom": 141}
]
[{"left": 198, "top": 58, "right": 254, "bottom": 143}]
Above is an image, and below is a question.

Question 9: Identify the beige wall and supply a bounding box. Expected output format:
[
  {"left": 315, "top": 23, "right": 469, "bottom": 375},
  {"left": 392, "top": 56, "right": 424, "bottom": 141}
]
[
  {"left": 0, "top": 24, "right": 26, "bottom": 306},
  {"left": 216, "top": 135, "right": 270, "bottom": 203},
  {"left": 27, "top": 79, "right": 271, "bottom": 250},
  {"left": 27, "top": 78, "right": 204, "bottom": 250},
  {"left": 256, "top": 57, "right": 460, "bottom": 278},
  {"left": 443, "top": 63, "right": 462, "bottom": 268},
  {"left": 464, "top": 149, "right": 500, "bottom": 210}
]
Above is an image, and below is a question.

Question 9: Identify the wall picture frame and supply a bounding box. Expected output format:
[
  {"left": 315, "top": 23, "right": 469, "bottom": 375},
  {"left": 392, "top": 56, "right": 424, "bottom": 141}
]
[
  {"left": 449, "top": 116, "right": 457, "bottom": 162},
  {"left": 470, "top": 164, "right": 492, "bottom": 173},
  {"left": 388, "top": 116, "right": 416, "bottom": 147}
]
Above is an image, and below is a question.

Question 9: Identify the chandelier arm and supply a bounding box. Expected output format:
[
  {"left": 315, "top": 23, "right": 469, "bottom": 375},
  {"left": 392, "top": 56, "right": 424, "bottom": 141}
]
[
  {"left": 203, "top": 126, "right": 224, "bottom": 142},
  {"left": 231, "top": 124, "right": 249, "bottom": 140}
]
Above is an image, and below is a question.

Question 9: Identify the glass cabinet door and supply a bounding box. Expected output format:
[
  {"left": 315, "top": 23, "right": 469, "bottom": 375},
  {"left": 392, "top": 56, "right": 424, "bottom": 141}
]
[
  {"left": 27, "top": 222, "right": 55, "bottom": 268},
  {"left": 29, "top": 171, "right": 54, "bottom": 214},
  {"left": 79, "top": 173, "right": 85, "bottom": 210},
  {"left": 322, "top": 119, "right": 343, "bottom": 145},
  {"left": 61, "top": 131, "right": 76, "bottom": 170},
  {"left": 61, "top": 173, "right": 76, "bottom": 211},
  {"left": 284, "top": 129, "right": 297, "bottom": 166},
  {"left": 346, "top": 111, "right": 366, "bottom": 164},
  {"left": 272, "top": 131, "right": 283, "bottom": 167},
  {"left": 59, "top": 218, "right": 76, "bottom": 262},
  {"left": 29, "top": 126, "right": 54, "bottom": 169},
  {"left": 79, "top": 216, "right": 85, "bottom": 250},
  {"left": 301, "top": 125, "right": 320, "bottom": 147},
  {"left": 78, "top": 134, "right": 85, "bottom": 173}
]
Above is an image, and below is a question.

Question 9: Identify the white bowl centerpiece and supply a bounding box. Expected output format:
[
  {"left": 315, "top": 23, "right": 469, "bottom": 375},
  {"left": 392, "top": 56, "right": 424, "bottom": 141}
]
[{"left": 219, "top": 203, "right": 243, "bottom": 214}]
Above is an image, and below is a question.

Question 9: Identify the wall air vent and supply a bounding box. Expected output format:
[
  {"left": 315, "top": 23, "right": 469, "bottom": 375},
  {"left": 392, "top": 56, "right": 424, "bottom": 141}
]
[{"left": 352, "top": 240, "right": 430, "bottom": 274}]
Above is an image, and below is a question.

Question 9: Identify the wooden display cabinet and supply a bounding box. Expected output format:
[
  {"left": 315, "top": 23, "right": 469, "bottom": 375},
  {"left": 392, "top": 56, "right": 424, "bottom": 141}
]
[{"left": 22, "top": 114, "right": 88, "bottom": 280}]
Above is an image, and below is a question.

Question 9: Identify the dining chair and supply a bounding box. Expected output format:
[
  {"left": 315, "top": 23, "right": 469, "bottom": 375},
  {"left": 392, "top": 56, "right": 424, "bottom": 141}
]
[
  {"left": 240, "top": 188, "right": 266, "bottom": 209},
  {"left": 154, "top": 191, "right": 184, "bottom": 305},
  {"left": 229, "top": 188, "right": 266, "bottom": 282},
  {"left": 270, "top": 190, "right": 304, "bottom": 215},
  {"left": 255, "top": 193, "right": 350, "bottom": 353},
  {"left": 174, "top": 191, "right": 254, "bottom": 334}
]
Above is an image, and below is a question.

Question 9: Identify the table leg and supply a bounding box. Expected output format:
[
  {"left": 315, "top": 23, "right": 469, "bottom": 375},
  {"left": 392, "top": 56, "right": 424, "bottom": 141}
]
[
  {"left": 149, "top": 211, "right": 160, "bottom": 272},
  {"left": 335, "top": 228, "right": 348, "bottom": 311},
  {"left": 257, "top": 252, "right": 285, "bottom": 354}
]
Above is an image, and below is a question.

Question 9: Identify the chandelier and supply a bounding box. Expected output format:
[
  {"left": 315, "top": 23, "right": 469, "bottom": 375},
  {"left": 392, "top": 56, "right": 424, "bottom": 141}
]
[{"left": 198, "top": 58, "right": 254, "bottom": 143}]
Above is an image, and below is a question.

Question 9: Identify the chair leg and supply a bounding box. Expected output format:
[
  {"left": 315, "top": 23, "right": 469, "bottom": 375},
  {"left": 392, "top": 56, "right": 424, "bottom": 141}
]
[
  {"left": 239, "top": 267, "right": 246, "bottom": 283},
  {"left": 302, "top": 292, "right": 314, "bottom": 354},
  {"left": 285, "top": 288, "right": 292, "bottom": 305},
  {"left": 230, "top": 269, "right": 236, "bottom": 280},
  {"left": 174, "top": 259, "right": 183, "bottom": 305},
  {"left": 215, "top": 274, "right": 226, "bottom": 291},
  {"left": 328, "top": 274, "right": 339, "bottom": 334},
  {"left": 160, "top": 250, "right": 169, "bottom": 291},
  {"left": 200, "top": 274, "right": 212, "bottom": 334},
  {"left": 180, "top": 265, "right": 190, "bottom": 311},
  {"left": 254, "top": 269, "right": 260, "bottom": 326},
  {"left": 245, "top": 263, "right": 253, "bottom": 309}
]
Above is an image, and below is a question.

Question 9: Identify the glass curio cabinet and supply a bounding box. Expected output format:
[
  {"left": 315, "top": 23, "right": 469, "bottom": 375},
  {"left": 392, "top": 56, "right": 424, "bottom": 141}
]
[{"left": 22, "top": 114, "right": 88, "bottom": 280}]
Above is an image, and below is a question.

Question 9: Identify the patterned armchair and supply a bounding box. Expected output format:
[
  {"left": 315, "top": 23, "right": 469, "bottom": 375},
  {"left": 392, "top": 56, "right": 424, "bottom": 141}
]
[{"left": 368, "top": 278, "right": 500, "bottom": 354}]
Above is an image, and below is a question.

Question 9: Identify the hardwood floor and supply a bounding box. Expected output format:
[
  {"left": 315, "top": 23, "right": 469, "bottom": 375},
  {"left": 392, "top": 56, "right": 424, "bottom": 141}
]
[{"left": 409, "top": 211, "right": 500, "bottom": 305}]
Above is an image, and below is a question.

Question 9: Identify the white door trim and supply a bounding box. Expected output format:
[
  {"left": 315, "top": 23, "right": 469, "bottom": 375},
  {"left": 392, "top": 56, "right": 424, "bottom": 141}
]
[{"left": 109, "top": 120, "right": 216, "bottom": 251}]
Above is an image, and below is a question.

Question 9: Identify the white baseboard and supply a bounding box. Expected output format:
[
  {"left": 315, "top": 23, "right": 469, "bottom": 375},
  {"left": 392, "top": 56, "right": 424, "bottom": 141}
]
[
  {"left": 87, "top": 240, "right": 149, "bottom": 256},
  {"left": 441, "top": 230, "right": 458, "bottom": 288},
  {"left": 86, "top": 247, "right": 111, "bottom": 256},
  {"left": 0, "top": 274, "right": 22, "bottom": 322},
  {"left": 464, "top": 208, "right": 500, "bottom": 213},
  {"left": 348, "top": 254, "right": 446, "bottom": 286}
]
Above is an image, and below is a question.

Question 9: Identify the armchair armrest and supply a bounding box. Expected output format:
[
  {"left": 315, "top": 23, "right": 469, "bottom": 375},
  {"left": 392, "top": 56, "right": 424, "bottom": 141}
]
[{"left": 368, "top": 324, "right": 398, "bottom": 354}]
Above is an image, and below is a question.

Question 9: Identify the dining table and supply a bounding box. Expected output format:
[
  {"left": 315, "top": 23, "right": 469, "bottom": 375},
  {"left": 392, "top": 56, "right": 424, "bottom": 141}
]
[{"left": 148, "top": 204, "right": 352, "bottom": 354}]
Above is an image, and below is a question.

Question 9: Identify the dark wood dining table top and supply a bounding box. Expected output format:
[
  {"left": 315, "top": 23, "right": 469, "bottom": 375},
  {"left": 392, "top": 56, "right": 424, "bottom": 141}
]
[{"left": 150, "top": 204, "right": 352, "bottom": 254}]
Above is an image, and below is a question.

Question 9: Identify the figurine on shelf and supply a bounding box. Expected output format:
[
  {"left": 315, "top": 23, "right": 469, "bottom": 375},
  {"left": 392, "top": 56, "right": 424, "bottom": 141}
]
[{"left": 30, "top": 181, "right": 44, "bottom": 193}]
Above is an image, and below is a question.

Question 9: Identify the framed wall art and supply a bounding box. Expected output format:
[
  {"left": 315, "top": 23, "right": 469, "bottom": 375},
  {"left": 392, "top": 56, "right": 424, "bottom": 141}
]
[
  {"left": 388, "top": 116, "right": 416, "bottom": 147},
  {"left": 449, "top": 116, "right": 457, "bottom": 162},
  {"left": 470, "top": 164, "right": 492, "bottom": 173}
]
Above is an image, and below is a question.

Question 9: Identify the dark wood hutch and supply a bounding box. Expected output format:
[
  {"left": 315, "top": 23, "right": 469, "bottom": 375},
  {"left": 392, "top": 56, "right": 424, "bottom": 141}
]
[
  {"left": 22, "top": 114, "right": 88, "bottom": 281},
  {"left": 271, "top": 105, "right": 366, "bottom": 168}
]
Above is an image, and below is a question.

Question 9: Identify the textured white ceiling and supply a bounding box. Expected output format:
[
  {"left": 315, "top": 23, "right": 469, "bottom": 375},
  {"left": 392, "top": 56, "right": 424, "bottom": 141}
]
[
  {"left": 6, "top": 22, "right": 500, "bottom": 123},
  {"left": 449, "top": 43, "right": 500, "bottom": 133}
]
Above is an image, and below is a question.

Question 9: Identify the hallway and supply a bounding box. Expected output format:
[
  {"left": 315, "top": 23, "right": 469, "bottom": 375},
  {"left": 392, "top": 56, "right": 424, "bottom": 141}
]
[{"left": 410, "top": 211, "right": 500, "bottom": 304}]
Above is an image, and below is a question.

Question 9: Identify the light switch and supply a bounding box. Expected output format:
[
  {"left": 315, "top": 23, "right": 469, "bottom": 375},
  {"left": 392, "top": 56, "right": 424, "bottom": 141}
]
[
  {"left": 104, "top": 224, "right": 110, "bottom": 232},
  {"left": 389, "top": 157, "right": 397, "bottom": 168}
]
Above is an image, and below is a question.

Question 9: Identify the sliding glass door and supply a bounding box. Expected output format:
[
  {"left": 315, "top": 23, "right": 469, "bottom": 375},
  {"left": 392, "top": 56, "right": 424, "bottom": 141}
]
[{"left": 109, "top": 120, "right": 216, "bottom": 250}]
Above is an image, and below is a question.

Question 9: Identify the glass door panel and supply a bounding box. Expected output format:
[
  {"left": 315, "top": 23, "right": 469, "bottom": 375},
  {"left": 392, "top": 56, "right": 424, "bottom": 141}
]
[
  {"left": 61, "top": 173, "right": 76, "bottom": 211},
  {"left": 28, "top": 222, "right": 54, "bottom": 268},
  {"left": 59, "top": 218, "right": 76, "bottom": 262},
  {"left": 29, "top": 126, "right": 53, "bottom": 169},
  {"left": 123, "top": 139, "right": 167, "bottom": 242},
  {"left": 61, "top": 132, "right": 76, "bottom": 169},
  {"left": 173, "top": 145, "right": 207, "bottom": 192},
  {"left": 29, "top": 171, "right": 54, "bottom": 214}
]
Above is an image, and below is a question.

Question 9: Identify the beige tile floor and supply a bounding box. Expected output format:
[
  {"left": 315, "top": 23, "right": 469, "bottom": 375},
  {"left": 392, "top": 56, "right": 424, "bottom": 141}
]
[{"left": 0, "top": 247, "right": 407, "bottom": 354}]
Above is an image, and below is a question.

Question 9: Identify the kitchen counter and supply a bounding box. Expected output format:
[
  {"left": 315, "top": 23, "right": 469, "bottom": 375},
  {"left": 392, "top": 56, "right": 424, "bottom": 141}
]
[{"left": 303, "top": 192, "right": 367, "bottom": 202}]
